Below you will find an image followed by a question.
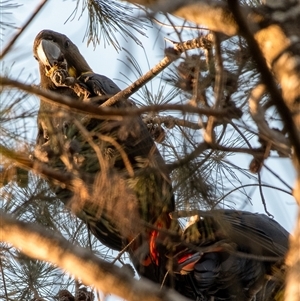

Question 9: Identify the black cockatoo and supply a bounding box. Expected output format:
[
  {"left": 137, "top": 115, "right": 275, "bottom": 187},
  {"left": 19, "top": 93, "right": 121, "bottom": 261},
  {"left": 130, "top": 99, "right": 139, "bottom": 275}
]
[
  {"left": 33, "top": 30, "right": 175, "bottom": 254},
  {"left": 32, "top": 30, "right": 289, "bottom": 301},
  {"left": 132, "top": 209, "right": 289, "bottom": 301}
]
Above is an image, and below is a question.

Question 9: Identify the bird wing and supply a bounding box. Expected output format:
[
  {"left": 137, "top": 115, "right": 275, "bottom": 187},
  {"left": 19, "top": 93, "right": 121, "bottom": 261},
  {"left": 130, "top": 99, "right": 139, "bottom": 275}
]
[
  {"left": 77, "top": 72, "right": 121, "bottom": 97},
  {"left": 204, "top": 210, "right": 289, "bottom": 258}
]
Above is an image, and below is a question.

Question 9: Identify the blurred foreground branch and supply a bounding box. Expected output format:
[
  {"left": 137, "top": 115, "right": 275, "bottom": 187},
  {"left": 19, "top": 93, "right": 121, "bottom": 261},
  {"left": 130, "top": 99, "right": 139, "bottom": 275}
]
[{"left": 0, "top": 212, "right": 190, "bottom": 301}]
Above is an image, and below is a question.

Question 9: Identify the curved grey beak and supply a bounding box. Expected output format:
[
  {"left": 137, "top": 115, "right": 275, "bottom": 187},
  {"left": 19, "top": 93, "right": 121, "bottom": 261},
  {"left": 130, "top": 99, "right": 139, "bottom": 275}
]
[{"left": 36, "top": 39, "right": 62, "bottom": 67}]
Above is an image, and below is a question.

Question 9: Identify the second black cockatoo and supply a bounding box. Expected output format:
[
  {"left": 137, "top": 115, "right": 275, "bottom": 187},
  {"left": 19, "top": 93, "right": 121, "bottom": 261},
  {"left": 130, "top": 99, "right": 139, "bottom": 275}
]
[
  {"left": 132, "top": 209, "right": 289, "bottom": 301},
  {"left": 33, "top": 30, "right": 175, "bottom": 253}
]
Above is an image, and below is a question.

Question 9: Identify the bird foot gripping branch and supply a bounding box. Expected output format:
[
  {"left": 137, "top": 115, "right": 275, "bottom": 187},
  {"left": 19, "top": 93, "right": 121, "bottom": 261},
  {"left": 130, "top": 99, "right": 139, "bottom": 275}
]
[
  {"left": 46, "top": 65, "right": 91, "bottom": 100},
  {"left": 35, "top": 33, "right": 91, "bottom": 99},
  {"left": 46, "top": 64, "right": 74, "bottom": 87}
]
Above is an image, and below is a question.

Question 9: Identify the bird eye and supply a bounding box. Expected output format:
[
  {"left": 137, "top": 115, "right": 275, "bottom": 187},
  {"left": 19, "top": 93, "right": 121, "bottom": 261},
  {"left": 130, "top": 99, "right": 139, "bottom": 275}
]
[
  {"left": 33, "top": 55, "right": 38, "bottom": 61},
  {"left": 65, "top": 40, "right": 70, "bottom": 48}
]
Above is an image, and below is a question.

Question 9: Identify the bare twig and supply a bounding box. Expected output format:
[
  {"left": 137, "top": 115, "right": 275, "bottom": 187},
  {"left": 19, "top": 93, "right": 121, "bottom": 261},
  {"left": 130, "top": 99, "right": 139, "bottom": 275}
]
[
  {"left": 72, "top": 118, "right": 108, "bottom": 174},
  {"left": 0, "top": 0, "right": 47, "bottom": 59},
  {"left": 101, "top": 50, "right": 180, "bottom": 107},
  {"left": 143, "top": 115, "right": 203, "bottom": 130},
  {"left": 206, "top": 142, "right": 266, "bottom": 156},
  {"left": 0, "top": 143, "right": 85, "bottom": 193},
  {"left": 167, "top": 141, "right": 266, "bottom": 172},
  {"left": 204, "top": 33, "right": 224, "bottom": 144},
  {"left": 101, "top": 35, "right": 213, "bottom": 107},
  {"left": 0, "top": 258, "right": 8, "bottom": 300},
  {"left": 264, "top": 164, "right": 293, "bottom": 191},
  {"left": 257, "top": 169, "right": 273, "bottom": 217},
  {"left": 216, "top": 182, "right": 292, "bottom": 205},
  {"left": 95, "top": 133, "right": 135, "bottom": 177},
  {"left": 167, "top": 142, "right": 208, "bottom": 171},
  {"left": 1, "top": 76, "right": 232, "bottom": 119},
  {"left": 112, "top": 233, "right": 141, "bottom": 265}
]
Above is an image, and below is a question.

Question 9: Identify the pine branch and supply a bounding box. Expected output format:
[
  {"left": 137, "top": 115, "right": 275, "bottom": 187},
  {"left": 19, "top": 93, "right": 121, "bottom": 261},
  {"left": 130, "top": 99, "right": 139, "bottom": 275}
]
[
  {"left": 0, "top": 212, "right": 191, "bottom": 301},
  {"left": 1, "top": 77, "right": 235, "bottom": 119}
]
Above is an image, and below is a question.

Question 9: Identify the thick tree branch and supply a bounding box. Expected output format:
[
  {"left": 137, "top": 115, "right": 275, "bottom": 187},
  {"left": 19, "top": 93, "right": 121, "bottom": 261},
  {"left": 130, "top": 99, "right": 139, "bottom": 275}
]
[
  {"left": 227, "top": 0, "right": 300, "bottom": 167},
  {"left": 0, "top": 212, "right": 190, "bottom": 301},
  {"left": 101, "top": 48, "right": 180, "bottom": 107},
  {"left": 248, "top": 84, "right": 290, "bottom": 155},
  {"left": 226, "top": 3, "right": 300, "bottom": 300},
  {"left": 128, "top": 0, "right": 240, "bottom": 35}
]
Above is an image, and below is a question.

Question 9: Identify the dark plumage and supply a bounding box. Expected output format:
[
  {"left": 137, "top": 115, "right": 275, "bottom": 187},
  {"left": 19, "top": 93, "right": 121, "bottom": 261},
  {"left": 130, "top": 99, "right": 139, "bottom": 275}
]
[
  {"left": 133, "top": 209, "right": 289, "bottom": 301},
  {"left": 55, "top": 290, "right": 75, "bottom": 301},
  {"left": 33, "top": 30, "right": 289, "bottom": 301},
  {"left": 75, "top": 287, "right": 94, "bottom": 301},
  {"left": 33, "top": 30, "right": 175, "bottom": 253}
]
